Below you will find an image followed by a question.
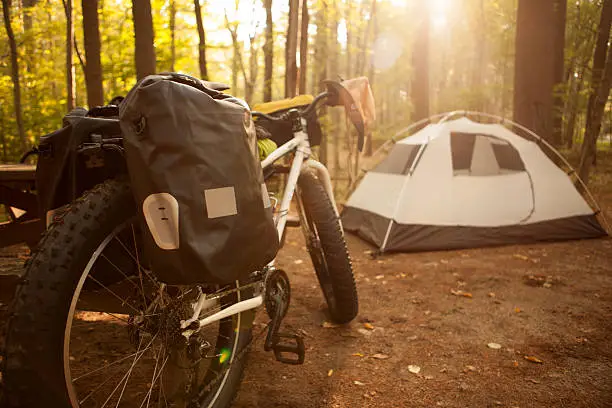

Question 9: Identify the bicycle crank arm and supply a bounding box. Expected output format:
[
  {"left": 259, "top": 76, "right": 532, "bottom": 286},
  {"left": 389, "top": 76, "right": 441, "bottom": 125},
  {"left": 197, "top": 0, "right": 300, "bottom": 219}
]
[{"left": 181, "top": 295, "right": 263, "bottom": 338}]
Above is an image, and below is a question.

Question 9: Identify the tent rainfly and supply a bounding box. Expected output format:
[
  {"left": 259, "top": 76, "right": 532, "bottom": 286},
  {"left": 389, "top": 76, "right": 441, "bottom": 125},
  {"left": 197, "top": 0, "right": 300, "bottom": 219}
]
[{"left": 341, "top": 113, "right": 608, "bottom": 253}]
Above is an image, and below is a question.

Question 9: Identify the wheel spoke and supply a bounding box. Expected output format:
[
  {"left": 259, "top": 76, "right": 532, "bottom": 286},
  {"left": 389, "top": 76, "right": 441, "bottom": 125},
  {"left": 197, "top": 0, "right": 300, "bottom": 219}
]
[
  {"left": 98, "top": 333, "right": 157, "bottom": 408},
  {"left": 131, "top": 223, "right": 151, "bottom": 309},
  {"left": 73, "top": 348, "right": 149, "bottom": 383},
  {"left": 100, "top": 253, "right": 141, "bottom": 292},
  {"left": 85, "top": 273, "right": 143, "bottom": 315}
]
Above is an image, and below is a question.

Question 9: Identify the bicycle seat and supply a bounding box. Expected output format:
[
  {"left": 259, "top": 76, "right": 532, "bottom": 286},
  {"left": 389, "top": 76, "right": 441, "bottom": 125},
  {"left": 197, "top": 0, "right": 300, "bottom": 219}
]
[{"left": 252, "top": 95, "right": 314, "bottom": 116}]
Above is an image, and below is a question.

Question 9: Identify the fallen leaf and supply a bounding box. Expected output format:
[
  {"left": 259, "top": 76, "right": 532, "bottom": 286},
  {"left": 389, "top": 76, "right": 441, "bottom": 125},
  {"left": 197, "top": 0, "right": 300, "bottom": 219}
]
[
  {"left": 524, "top": 355, "right": 544, "bottom": 364},
  {"left": 375, "top": 274, "right": 385, "bottom": 280},
  {"left": 294, "top": 259, "right": 304, "bottom": 265},
  {"left": 353, "top": 380, "right": 365, "bottom": 386},
  {"left": 322, "top": 321, "right": 339, "bottom": 328},
  {"left": 400, "top": 273, "right": 407, "bottom": 278},
  {"left": 363, "top": 322, "right": 375, "bottom": 330},
  {"left": 352, "top": 352, "right": 365, "bottom": 357},
  {"left": 513, "top": 254, "right": 529, "bottom": 261},
  {"left": 514, "top": 307, "right": 522, "bottom": 313},
  {"left": 327, "top": 369, "right": 334, "bottom": 377},
  {"left": 450, "top": 289, "right": 473, "bottom": 298},
  {"left": 488, "top": 292, "right": 496, "bottom": 298},
  {"left": 513, "top": 360, "right": 519, "bottom": 367},
  {"left": 408, "top": 365, "right": 421, "bottom": 374},
  {"left": 487, "top": 342, "right": 502, "bottom": 349},
  {"left": 371, "top": 353, "right": 390, "bottom": 360},
  {"left": 357, "top": 328, "right": 372, "bottom": 336}
]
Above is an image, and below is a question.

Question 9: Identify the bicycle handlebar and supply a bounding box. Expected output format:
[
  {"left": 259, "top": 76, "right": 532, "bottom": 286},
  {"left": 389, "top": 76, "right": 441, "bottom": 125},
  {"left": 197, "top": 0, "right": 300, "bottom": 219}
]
[
  {"left": 251, "top": 80, "right": 365, "bottom": 152},
  {"left": 251, "top": 91, "right": 329, "bottom": 123}
]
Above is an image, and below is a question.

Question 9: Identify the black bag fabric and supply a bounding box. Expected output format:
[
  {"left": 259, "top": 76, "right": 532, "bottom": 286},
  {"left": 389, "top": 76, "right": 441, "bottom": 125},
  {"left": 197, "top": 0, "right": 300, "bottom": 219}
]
[
  {"left": 119, "top": 73, "right": 279, "bottom": 285},
  {"left": 35, "top": 108, "right": 124, "bottom": 221}
]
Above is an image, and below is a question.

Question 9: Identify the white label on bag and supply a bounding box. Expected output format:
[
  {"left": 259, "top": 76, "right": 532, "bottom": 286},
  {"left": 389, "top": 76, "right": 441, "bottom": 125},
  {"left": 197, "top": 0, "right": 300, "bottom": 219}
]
[
  {"left": 261, "top": 183, "right": 271, "bottom": 208},
  {"left": 143, "top": 193, "right": 180, "bottom": 250},
  {"left": 204, "top": 187, "right": 238, "bottom": 218}
]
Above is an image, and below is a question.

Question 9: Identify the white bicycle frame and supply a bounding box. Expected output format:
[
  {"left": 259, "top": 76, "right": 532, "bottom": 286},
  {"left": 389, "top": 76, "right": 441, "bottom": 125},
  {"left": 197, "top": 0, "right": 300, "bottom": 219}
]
[{"left": 181, "top": 116, "right": 340, "bottom": 335}]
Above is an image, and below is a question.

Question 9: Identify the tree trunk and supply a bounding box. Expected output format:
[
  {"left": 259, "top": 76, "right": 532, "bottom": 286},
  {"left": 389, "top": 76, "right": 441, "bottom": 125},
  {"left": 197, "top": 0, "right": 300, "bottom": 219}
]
[
  {"left": 64, "top": 0, "right": 76, "bottom": 111},
  {"left": 513, "top": 0, "right": 557, "bottom": 142},
  {"left": 314, "top": 0, "right": 328, "bottom": 164},
  {"left": 298, "top": 0, "right": 309, "bottom": 94},
  {"left": 169, "top": 0, "right": 176, "bottom": 72},
  {"left": 22, "top": 0, "right": 37, "bottom": 72},
  {"left": 470, "top": 0, "right": 486, "bottom": 111},
  {"left": 329, "top": 0, "right": 341, "bottom": 186},
  {"left": 364, "top": 0, "right": 377, "bottom": 157},
  {"left": 578, "top": 0, "right": 612, "bottom": 184},
  {"left": 22, "top": 0, "right": 37, "bottom": 31},
  {"left": 564, "top": 73, "right": 584, "bottom": 149},
  {"left": 263, "top": 0, "right": 273, "bottom": 101},
  {"left": 551, "top": 0, "right": 567, "bottom": 146},
  {"left": 1, "top": 0, "right": 27, "bottom": 152},
  {"left": 285, "top": 0, "right": 299, "bottom": 98},
  {"left": 344, "top": 1, "right": 352, "bottom": 78},
  {"left": 411, "top": 3, "right": 429, "bottom": 121},
  {"left": 132, "top": 0, "right": 156, "bottom": 80},
  {"left": 82, "top": 0, "right": 104, "bottom": 107},
  {"left": 194, "top": 0, "right": 208, "bottom": 80}
]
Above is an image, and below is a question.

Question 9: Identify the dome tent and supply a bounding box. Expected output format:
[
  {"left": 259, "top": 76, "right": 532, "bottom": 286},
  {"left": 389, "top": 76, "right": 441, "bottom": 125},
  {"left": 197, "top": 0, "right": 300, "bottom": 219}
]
[{"left": 341, "top": 112, "right": 608, "bottom": 253}]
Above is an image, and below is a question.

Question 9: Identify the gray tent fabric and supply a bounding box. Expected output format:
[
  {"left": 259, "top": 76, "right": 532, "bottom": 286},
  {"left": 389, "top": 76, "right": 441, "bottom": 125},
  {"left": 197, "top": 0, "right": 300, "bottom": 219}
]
[{"left": 341, "top": 117, "right": 608, "bottom": 252}]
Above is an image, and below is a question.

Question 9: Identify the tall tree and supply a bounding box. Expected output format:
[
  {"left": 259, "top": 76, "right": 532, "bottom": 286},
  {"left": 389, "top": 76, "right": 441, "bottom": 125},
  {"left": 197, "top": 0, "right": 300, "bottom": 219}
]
[
  {"left": 285, "top": 0, "right": 299, "bottom": 98},
  {"left": 22, "top": 0, "right": 38, "bottom": 72},
  {"left": 225, "top": 9, "right": 258, "bottom": 105},
  {"left": 364, "top": 0, "right": 377, "bottom": 157},
  {"left": 313, "top": 0, "right": 328, "bottom": 164},
  {"left": 63, "top": 0, "right": 76, "bottom": 110},
  {"left": 551, "top": 0, "right": 567, "bottom": 146},
  {"left": 263, "top": 0, "right": 273, "bottom": 101},
  {"left": 22, "top": 0, "right": 37, "bottom": 31},
  {"left": 513, "top": 0, "right": 556, "bottom": 142},
  {"left": 578, "top": 0, "right": 612, "bottom": 183},
  {"left": 298, "top": 0, "right": 309, "bottom": 94},
  {"left": 1, "top": 0, "right": 26, "bottom": 152},
  {"left": 194, "top": 0, "right": 208, "bottom": 80},
  {"left": 169, "top": 0, "right": 176, "bottom": 72},
  {"left": 411, "top": 2, "right": 430, "bottom": 121},
  {"left": 82, "top": 0, "right": 104, "bottom": 107},
  {"left": 132, "top": 0, "right": 156, "bottom": 80}
]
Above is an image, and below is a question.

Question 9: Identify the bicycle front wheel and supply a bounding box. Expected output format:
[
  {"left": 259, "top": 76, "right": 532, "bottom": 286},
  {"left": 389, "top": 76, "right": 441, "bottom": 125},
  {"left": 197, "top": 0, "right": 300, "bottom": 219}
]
[{"left": 298, "top": 170, "right": 359, "bottom": 324}]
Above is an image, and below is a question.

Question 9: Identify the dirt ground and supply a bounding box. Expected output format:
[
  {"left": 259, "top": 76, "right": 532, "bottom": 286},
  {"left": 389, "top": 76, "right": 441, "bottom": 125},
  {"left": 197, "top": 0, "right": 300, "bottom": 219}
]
[{"left": 1, "top": 154, "right": 611, "bottom": 407}]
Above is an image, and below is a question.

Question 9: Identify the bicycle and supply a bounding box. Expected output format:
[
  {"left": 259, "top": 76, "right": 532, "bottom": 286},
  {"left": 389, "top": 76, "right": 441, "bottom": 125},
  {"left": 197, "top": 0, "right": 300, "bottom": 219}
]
[{"left": 1, "top": 76, "right": 367, "bottom": 407}]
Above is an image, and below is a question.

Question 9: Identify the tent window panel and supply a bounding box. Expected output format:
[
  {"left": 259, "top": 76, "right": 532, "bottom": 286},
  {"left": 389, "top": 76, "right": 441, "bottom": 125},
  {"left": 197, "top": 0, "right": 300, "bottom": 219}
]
[
  {"left": 373, "top": 144, "right": 421, "bottom": 175},
  {"left": 450, "top": 132, "right": 477, "bottom": 170},
  {"left": 491, "top": 143, "right": 526, "bottom": 171}
]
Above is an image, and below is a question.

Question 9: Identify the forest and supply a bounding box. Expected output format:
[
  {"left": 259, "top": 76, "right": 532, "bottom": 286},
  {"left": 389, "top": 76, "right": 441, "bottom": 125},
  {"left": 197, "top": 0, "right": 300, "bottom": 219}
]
[{"left": 0, "top": 0, "right": 611, "bottom": 187}]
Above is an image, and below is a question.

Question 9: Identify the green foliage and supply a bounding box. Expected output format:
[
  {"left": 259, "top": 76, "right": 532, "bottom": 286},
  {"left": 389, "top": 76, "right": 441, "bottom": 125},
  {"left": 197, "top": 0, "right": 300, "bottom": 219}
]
[{"left": 0, "top": 0, "right": 608, "bottom": 164}]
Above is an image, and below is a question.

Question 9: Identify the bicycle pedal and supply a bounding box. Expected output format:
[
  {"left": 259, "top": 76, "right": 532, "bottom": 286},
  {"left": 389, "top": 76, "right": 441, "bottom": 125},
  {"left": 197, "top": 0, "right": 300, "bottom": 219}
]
[{"left": 271, "top": 332, "right": 305, "bottom": 365}]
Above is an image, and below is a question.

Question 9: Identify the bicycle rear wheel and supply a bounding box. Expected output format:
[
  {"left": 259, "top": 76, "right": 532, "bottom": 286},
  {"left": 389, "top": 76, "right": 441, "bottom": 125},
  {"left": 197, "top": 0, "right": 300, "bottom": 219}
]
[{"left": 3, "top": 179, "right": 254, "bottom": 408}]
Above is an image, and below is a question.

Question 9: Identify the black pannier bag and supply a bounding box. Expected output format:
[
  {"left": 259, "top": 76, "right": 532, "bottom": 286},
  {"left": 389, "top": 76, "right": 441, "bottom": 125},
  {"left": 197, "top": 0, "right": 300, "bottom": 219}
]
[{"left": 119, "top": 73, "right": 279, "bottom": 285}]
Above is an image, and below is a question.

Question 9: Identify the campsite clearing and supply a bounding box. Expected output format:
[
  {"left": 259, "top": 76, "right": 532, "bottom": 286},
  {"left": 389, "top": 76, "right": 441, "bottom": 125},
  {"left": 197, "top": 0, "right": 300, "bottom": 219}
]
[{"left": 1, "top": 152, "right": 611, "bottom": 407}]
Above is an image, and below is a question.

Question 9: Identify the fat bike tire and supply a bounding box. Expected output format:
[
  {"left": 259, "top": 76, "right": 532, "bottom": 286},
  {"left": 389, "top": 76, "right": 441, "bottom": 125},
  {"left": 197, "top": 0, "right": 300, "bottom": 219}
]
[
  {"left": 298, "top": 171, "right": 358, "bottom": 324},
  {"left": 1, "top": 179, "right": 253, "bottom": 408}
]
